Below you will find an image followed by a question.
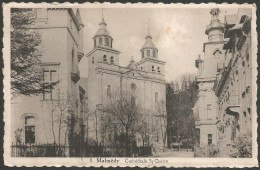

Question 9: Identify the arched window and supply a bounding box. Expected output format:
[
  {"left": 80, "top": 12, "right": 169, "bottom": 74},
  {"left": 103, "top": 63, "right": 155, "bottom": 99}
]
[
  {"left": 99, "top": 37, "right": 102, "bottom": 45},
  {"left": 152, "top": 66, "right": 155, "bottom": 72},
  {"left": 147, "top": 50, "right": 150, "bottom": 57},
  {"left": 155, "top": 92, "right": 158, "bottom": 102},
  {"left": 107, "top": 85, "right": 111, "bottom": 97},
  {"left": 105, "top": 38, "right": 109, "bottom": 46},
  {"left": 110, "top": 56, "right": 114, "bottom": 64},
  {"left": 131, "top": 97, "right": 136, "bottom": 107},
  {"left": 131, "top": 83, "right": 137, "bottom": 91},
  {"left": 142, "top": 51, "right": 144, "bottom": 58},
  {"left": 158, "top": 67, "right": 160, "bottom": 73},
  {"left": 25, "top": 116, "right": 35, "bottom": 144},
  {"left": 103, "top": 55, "right": 107, "bottom": 63}
]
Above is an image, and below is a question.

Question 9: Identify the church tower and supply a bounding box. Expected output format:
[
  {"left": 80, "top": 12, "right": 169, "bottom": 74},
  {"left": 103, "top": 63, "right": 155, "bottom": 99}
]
[
  {"left": 87, "top": 16, "right": 120, "bottom": 67},
  {"left": 86, "top": 15, "right": 121, "bottom": 111},
  {"left": 136, "top": 30, "right": 165, "bottom": 75}
]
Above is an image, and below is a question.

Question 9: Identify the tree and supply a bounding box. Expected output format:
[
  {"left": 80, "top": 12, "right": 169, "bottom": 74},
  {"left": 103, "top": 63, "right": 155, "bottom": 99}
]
[
  {"left": 11, "top": 9, "right": 49, "bottom": 99},
  {"left": 166, "top": 74, "right": 198, "bottom": 150},
  {"left": 105, "top": 92, "right": 142, "bottom": 155},
  {"left": 45, "top": 90, "right": 78, "bottom": 156}
]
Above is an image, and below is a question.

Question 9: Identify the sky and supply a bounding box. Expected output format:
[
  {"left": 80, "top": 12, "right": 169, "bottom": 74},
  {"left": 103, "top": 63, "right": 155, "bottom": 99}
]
[{"left": 78, "top": 7, "right": 238, "bottom": 82}]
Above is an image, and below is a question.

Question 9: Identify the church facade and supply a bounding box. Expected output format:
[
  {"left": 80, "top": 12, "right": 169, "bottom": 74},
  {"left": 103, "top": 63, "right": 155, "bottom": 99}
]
[{"left": 84, "top": 17, "right": 167, "bottom": 150}]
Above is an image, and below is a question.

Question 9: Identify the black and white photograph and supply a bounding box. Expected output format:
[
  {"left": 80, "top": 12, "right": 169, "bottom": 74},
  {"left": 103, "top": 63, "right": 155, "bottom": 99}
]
[{"left": 3, "top": 2, "right": 258, "bottom": 167}]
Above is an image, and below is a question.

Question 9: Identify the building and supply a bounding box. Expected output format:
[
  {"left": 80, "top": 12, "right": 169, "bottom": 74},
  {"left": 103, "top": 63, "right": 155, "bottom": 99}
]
[
  {"left": 84, "top": 16, "right": 167, "bottom": 150},
  {"left": 193, "top": 8, "right": 252, "bottom": 149},
  {"left": 11, "top": 8, "right": 85, "bottom": 147},
  {"left": 193, "top": 8, "right": 225, "bottom": 146},
  {"left": 214, "top": 9, "right": 252, "bottom": 146}
]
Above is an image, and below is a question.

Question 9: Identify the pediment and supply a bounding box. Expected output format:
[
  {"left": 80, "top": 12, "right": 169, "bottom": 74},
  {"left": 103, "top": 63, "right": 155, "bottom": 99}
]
[{"left": 124, "top": 69, "right": 146, "bottom": 78}]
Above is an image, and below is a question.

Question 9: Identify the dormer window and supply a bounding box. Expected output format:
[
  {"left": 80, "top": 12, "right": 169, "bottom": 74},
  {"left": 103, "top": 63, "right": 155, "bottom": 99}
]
[
  {"left": 152, "top": 66, "right": 155, "bottom": 72},
  {"left": 105, "top": 38, "right": 109, "bottom": 46},
  {"left": 103, "top": 55, "right": 107, "bottom": 63},
  {"left": 147, "top": 50, "right": 150, "bottom": 57},
  {"left": 99, "top": 38, "right": 102, "bottom": 45},
  {"left": 110, "top": 56, "right": 114, "bottom": 64}
]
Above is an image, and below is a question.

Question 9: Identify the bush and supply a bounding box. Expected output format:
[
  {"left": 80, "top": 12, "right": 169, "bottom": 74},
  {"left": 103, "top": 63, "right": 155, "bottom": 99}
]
[
  {"left": 194, "top": 145, "right": 219, "bottom": 157},
  {"left": 229, "top": 131, "right": 252, "bottom": 158}
]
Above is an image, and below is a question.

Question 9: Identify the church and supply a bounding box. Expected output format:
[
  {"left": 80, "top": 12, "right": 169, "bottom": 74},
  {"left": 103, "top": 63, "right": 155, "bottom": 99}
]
[{"left": 83, "top": 16, "right": 167, "bottom": 150}]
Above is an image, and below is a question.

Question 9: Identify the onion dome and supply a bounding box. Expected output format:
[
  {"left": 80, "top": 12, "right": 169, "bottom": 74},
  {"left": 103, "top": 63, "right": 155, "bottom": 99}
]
[
  {"left": 127, "top": 56, "right": 137, "bottom": 69},
  {"left": 142, "top": 33, "right": 157, "bottom": 49},
  {"left": 93, "top": 17, "right": 113, "bottom": 48},
  {"left": 140, "top": 32, "right": 158, "bottom": 58},
  {"left": 94, "top": 18, "right": 111, "bottom": 37}
]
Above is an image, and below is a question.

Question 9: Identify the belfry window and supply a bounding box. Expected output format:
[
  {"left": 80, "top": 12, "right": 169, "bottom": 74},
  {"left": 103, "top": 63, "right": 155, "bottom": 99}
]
[
  {"left": 142, "top": 51, "right": 144, "bottom": 58},
  {"left": 152, "top": 66, "right": 155, "bottom": 72},
  {"left": 103, "top": 55, "right": 107, "bottom": 63},
  {"left": 99, "top": 38, "right": 102, "bottom": 45},
  {"left": 131, "top": 83, "right": 137, "bottom": 91},
  {"left": 25, "top": 116, "right": 35, "bottom": 144},
  {"left": 158, "top": 67, "right": 160, "bottom": 73},
  {"left": 147, "top": 50, "right": 150, "bottom": 57},
  {"left": 105, "top": 38, "right": 109, "bottom": 46},
  {"left": 110, "top": 56, "right": 114, "bottom": 64},
  {"left": 107, "top": 85, "right": 111, "bottom": 98}
]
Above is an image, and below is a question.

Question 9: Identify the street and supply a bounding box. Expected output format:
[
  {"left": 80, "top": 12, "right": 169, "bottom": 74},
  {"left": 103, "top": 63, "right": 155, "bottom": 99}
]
[{"left": 153, "top": 150, "right": 194, "bottom": 157}]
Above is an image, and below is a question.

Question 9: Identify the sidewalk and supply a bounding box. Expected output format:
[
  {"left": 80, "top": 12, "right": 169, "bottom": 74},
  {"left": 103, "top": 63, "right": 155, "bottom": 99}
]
[{"left": 153, "top": 150, "right": 194, "bottom": 157}]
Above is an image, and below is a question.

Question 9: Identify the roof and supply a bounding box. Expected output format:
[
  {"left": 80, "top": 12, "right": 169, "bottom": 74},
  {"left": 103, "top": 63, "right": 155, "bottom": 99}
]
[
  {"left": 76, "top": 9, "right": 84, "bottom": 26},
  {"left": 127, "top": 57, "right": 137, "bottom": 69},
  {"left": 68, "top": 9, "right": 83, "bottom": 30},
  {"left": 94, "top": 18, "right": 111, "bottom": 38},
  {"left": 141, "top": 33, "right": 157, "bottom": 49},
  {"left": 79, "top": 77, "right": 88, "bottom": 92}
]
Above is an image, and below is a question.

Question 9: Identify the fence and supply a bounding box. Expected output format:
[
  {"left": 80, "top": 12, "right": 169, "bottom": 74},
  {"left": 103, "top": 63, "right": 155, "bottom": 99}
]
[
  {"left": 11, "top": 143, "right": 152, "bottom": 157},
  {"left": 11, "top": 143, "right": 69, "bottom": 157}
]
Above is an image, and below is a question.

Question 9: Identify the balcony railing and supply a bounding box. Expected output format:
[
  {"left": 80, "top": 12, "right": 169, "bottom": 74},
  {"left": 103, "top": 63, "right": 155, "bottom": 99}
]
[{"left": 71, "top": 64, "right": 80, "bottom": 83}]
